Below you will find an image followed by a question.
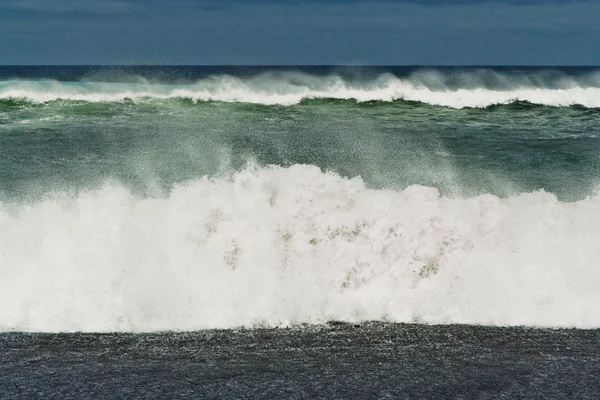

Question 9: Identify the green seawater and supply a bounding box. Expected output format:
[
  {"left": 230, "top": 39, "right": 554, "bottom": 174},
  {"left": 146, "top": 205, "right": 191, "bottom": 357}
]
[{"left": 1, "top": 98, "right": 599, "bottom": 202}]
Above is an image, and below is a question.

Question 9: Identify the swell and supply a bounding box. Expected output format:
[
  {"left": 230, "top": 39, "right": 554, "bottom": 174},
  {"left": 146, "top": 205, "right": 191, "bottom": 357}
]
[
  {"left": 2, "top": 71, "right": 600, "bottom": 109},
  {"left": 1, "top": 165, "right": 600, "bottom": 332},
  {"left": 2, "top": 96, "right": 600, "bottom": 114}
]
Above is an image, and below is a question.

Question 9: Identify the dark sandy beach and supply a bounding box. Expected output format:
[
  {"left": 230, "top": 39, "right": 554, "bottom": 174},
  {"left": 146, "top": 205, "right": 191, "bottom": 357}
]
[{"left": 2, "top": 323, "right": 600, "bottom": 399}]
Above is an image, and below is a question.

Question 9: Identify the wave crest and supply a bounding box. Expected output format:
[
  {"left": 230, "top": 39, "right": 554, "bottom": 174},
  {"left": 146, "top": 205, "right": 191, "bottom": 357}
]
[{"left": 2, "top": 71, "right": 600, "bottom": 108}]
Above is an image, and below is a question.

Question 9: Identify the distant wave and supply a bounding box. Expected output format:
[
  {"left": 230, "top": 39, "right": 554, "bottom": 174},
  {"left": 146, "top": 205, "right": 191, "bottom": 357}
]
[
  {"left": 2, "top": 164, "right": 600, "bottom": 332},
  {"left": 2, "top": 71, "right": 600, "bottom": 108}
]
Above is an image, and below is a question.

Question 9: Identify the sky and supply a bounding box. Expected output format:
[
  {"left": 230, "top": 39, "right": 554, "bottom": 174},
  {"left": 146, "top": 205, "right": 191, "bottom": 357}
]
[{"left": 0, "top": 0, "right": 598, "bottom": 65}]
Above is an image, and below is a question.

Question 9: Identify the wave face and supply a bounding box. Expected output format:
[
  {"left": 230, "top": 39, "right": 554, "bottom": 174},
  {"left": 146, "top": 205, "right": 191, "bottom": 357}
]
[
  {"left": 2, "top": 165, "right": 600, "bottom": 332},
  {"left": 2, "top": 67, "right": 600, "bottom": 108},
  {"left": 2, "top": 66, "right": 600, "bottom": 332}
]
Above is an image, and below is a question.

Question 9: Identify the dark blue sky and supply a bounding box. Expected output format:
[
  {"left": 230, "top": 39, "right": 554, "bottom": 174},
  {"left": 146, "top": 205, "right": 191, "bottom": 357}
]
[{"left": 1, "top": 0, "right": 598, "bottom": 65}]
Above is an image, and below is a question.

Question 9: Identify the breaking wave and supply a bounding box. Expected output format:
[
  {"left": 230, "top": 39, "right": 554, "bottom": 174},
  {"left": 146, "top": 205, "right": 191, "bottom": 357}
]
[
  {"left": 2, "top": 71, "right": 600, "bottom": 108},
  {"left": 1, "top": 165, "right": 600, "bottom": 332}
]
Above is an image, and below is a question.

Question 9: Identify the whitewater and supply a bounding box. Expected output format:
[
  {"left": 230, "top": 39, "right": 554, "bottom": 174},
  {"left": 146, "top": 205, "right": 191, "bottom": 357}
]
[
  {"left": 1, "top": 165, "right": 600, "bottom": 332},
  {"left": 2, "top": 71, "right": 600, "bottom": 108}
]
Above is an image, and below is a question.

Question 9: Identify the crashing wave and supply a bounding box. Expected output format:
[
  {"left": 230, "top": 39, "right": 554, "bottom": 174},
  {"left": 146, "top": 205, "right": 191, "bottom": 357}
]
[
  {"left": 1, "top": 164, "right": 600, "bottom": 332},
  {"left": 2, "top": 71, "right": 600, "bottom": 108}
]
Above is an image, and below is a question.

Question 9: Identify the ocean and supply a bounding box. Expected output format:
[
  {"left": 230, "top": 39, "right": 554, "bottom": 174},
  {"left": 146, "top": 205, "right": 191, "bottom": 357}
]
[{"left": 1, "top": 66, "right": 600, "bottom": 398}]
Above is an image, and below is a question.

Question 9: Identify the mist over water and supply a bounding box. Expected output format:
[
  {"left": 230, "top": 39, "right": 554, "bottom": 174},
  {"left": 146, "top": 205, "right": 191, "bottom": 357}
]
[{"left": 1, "top": 66, "right": 600, "bottom": 332}]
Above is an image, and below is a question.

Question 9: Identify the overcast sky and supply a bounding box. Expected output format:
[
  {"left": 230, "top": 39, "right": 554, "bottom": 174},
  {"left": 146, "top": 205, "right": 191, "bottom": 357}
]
[{"left": 1, "top": 0, "right": 598, "bottom": 65}]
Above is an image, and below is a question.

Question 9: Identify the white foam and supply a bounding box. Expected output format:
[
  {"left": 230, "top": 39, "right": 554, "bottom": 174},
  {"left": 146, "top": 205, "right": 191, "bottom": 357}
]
[
  {"left": 1, "top": 164, "right": 600, "bottom": 332},
  {"left": 1, "top": 72, "right": 600, "bottom": 108}
]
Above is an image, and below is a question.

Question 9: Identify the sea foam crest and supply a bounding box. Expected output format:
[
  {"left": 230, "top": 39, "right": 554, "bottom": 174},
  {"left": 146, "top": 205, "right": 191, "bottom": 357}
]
[
  {"left": 1, "top": 164, "right": 600, "bottom": 332},
  {"left": 1, "top": 72, "right": 600, "bottom": 108}
]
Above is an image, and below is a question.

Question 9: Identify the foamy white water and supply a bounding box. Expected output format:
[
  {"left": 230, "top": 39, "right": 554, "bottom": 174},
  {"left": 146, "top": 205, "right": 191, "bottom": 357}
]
[
  {"left": 1, "top": 165, "right": 600, "bottom": 332},
  {"left": 2, "top": 72, "right": 600, "bottom": 108}
]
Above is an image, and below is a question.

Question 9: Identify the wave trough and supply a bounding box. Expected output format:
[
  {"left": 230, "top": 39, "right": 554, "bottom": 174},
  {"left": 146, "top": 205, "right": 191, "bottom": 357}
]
[{"left": 2, "top": 165, "right": 600, "bottom": 332}]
